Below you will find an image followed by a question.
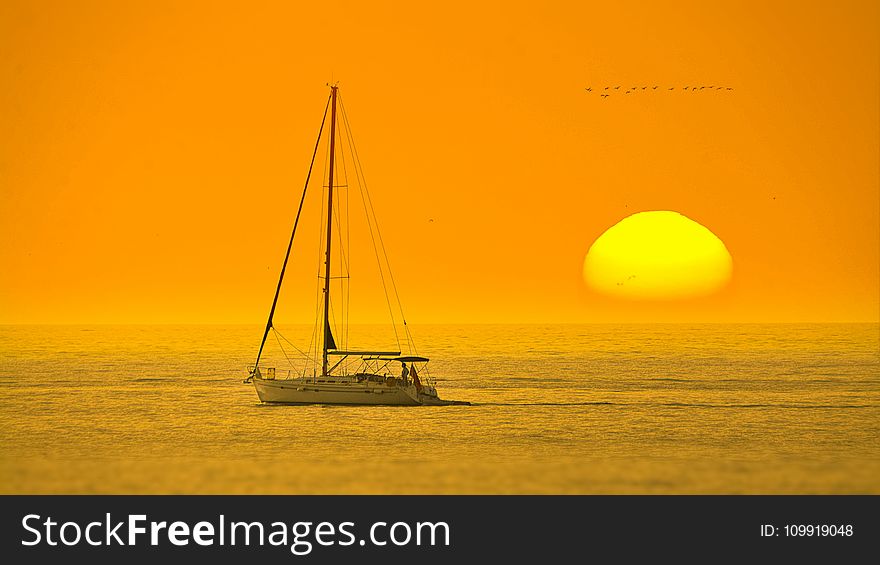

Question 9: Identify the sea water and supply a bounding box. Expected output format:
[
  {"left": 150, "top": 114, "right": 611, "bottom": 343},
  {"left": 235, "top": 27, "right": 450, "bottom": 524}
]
[{"left": 0, "top": 324, "right": 877, "bottom": 493}]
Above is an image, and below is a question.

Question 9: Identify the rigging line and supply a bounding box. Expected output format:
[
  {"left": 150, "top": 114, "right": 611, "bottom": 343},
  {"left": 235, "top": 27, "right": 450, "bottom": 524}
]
[
  {"left": 307, "top": 195, "right": 324, "bottom": 367},
  {"left": 331, "top": 123, "right": 351, "bottom": 349},
  {"left": 274, "top": 327, "right": 319, "bottom": 364},
  {"left": 339, "top": 97, "right": 405, "bottom": 320},
  {"left": 321, "top": 109, "right": 331, "bottom": 205},
  {"left": 337, "top": 115, "right": 353, "bottom": 348},
  {"left": 339, "top": 98, "right": 418, "bottom": 355},
  {"left": 328, "top": 121, "right": 348, "bottom": 345},
  {"left": 339, "top": 97, "right": 405, "bottom": 350},
  {"left": 337, "top": 96, "right": 400, "bottom": 351},
  {"left": 308, "top": 120, "right": 332, "bottom": 373},
  {"left": 331, "top": 122, "right": 348, "bottom": 275},
  {"left": 320, "top": 85, "right": 339, "bottom": 378},
  {"left": 308, "top": 232, "right": 323, "bottom": 368},
  {"left": 251, "top": 94, "right": 331, "bottom": 375},
  {"left": 345, "top": 117, "right": 351, "bottom": 349},
  {"left": 402, "top": 319, "right": 419, "bottom": 356},
  {"left": 272, "top": 327, "right": 297, "bottom": 369},
  {"left": 345, "top": 129, "right": 351, "bottom": 350}
]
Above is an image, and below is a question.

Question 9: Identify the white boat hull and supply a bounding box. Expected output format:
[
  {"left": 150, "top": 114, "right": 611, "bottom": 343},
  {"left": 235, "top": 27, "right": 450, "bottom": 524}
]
[{"left": 253, "top": 376, "right": 460, "bottom": 406}]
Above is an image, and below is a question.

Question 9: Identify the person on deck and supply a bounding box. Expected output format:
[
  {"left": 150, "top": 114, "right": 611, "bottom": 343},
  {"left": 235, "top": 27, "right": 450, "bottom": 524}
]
[{"left": 400, "top": 362, "right": 409, "bottom": 383}]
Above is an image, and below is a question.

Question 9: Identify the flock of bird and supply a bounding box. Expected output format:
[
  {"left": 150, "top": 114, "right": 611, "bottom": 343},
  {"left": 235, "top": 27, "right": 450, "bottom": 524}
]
[{"left": 585, "top": 85, "right": 734, "bottom": 98}]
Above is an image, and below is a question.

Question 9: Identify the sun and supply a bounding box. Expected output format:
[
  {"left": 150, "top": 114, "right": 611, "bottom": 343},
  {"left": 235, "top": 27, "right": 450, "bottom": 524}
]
[{"left": 583, "top": 211, "right": 732, "bottom": 300}]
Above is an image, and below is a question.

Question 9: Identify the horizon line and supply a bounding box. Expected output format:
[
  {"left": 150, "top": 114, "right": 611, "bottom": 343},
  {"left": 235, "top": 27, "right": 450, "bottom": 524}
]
[{"left": 1, "top": 320, "right": 878, "bottom": 326}]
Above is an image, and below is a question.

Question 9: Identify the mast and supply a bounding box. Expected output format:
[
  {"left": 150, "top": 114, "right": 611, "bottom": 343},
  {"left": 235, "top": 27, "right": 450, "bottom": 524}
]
[{"left": 322, "top": 85, "right": 339, "bottom": 376}]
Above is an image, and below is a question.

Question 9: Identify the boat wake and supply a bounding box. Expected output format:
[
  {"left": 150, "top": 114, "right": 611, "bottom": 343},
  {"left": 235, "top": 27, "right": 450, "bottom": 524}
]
[
  {"left": 470, "top": 401, "right": 877, "bottom": 409},
  {"left": 473, "top": 401, "right": 616, "bottom": 407}
]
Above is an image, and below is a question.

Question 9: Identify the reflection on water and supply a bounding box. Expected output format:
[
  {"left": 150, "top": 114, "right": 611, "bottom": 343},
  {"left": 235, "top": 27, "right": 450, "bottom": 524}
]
[{"left": 0, "top": 324, "right": 878, "bottom": 493}]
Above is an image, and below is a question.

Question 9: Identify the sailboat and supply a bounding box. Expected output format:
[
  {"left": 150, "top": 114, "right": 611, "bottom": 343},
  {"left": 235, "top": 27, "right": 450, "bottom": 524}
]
[{"left": 245, "top": 84, "right": 467, "bottom": 406}]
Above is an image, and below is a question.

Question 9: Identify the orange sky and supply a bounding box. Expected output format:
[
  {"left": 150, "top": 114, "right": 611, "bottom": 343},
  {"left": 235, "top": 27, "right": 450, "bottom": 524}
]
[{"left": 1, "top": 0, "right": 878, "bottom": 324}]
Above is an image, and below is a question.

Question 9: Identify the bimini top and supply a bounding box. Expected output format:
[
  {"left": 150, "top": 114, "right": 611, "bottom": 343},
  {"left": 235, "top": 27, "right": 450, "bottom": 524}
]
[
  {"left": 381, "top": 356, "right": 430, "bottom": 363},
  {"left": 326, "top": 351, "right": 428, "bottom": 362},
  {"left": 328, "top": 350, "right": 401, "bottom": 356}
]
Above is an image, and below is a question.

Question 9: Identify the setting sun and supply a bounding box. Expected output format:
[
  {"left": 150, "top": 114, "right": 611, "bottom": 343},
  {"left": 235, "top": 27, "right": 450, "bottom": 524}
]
[{"left": 583, "top": 211, "right": 733, "bottom": 300}]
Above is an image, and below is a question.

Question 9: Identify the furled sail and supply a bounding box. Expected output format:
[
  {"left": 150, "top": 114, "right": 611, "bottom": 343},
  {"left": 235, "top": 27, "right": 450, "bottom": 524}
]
[{"left": 324, "top": 320, "right": 337, "bottom": 351}]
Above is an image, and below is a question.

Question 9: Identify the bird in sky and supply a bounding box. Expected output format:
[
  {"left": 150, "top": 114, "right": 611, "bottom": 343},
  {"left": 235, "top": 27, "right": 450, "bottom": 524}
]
[{"left": 587, "top": 83, "right": 736, "bottom": 99}]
